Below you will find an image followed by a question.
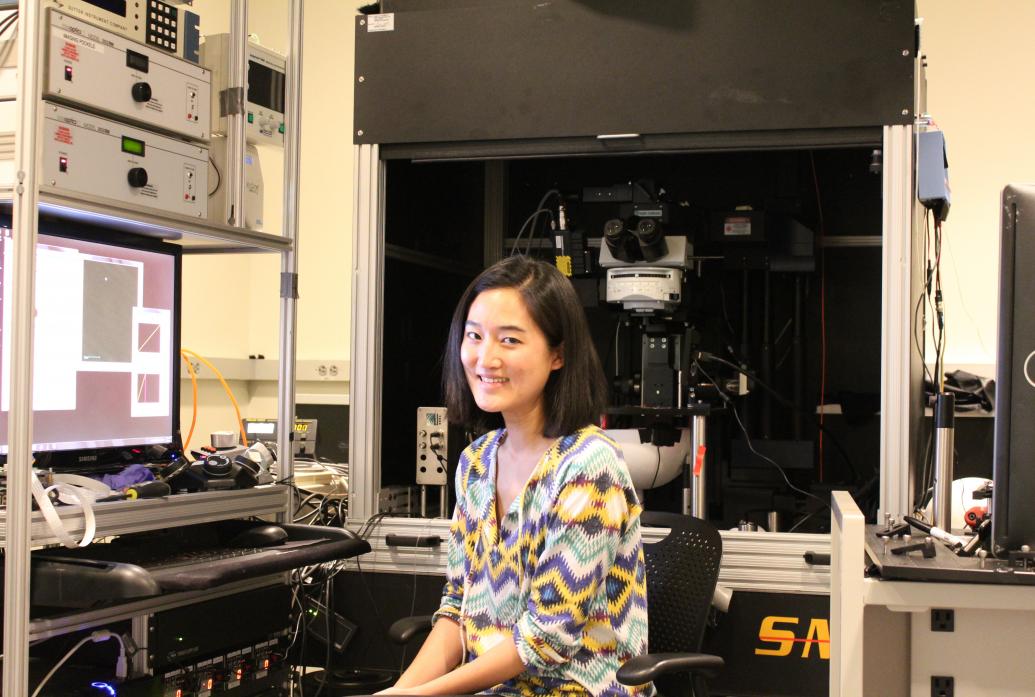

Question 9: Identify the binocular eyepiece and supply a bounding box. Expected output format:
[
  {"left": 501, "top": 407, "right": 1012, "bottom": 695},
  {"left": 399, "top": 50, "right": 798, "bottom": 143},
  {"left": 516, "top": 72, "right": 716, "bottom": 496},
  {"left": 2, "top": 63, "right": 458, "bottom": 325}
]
[{"left": 603, "top": 217, "right": 669, "bottom": 262}]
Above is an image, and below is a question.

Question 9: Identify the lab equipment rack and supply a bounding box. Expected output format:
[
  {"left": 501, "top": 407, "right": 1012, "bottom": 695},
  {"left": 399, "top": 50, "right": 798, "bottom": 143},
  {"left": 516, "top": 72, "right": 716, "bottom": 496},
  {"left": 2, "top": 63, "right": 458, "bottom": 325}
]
[{"left": 1, "top": 2, "right": 306, "bottom": 694}]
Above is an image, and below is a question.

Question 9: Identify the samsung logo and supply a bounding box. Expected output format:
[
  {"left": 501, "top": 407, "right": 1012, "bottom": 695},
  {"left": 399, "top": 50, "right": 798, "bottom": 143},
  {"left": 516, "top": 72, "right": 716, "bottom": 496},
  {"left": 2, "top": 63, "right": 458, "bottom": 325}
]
[{"left": 78, "top": 455, "right": 98, "bottom": 463}]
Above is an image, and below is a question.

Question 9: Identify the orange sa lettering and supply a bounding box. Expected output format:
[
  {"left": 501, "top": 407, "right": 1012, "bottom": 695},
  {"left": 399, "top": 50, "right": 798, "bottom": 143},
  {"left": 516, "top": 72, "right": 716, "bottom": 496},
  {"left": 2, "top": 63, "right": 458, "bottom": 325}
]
[{"left": 755, "top": 615, "right": 830, "bottom": 659}]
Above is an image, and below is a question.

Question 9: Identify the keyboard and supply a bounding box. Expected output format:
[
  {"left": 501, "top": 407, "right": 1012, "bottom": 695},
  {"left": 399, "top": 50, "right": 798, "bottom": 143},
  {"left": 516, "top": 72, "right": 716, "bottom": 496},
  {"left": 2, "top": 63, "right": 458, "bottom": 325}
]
[
  {"left": 143, "top": 545, "right": 275, "bottom": 569},
  {"left": 32, "top": 521, "right": 370, "bottom": 599}
]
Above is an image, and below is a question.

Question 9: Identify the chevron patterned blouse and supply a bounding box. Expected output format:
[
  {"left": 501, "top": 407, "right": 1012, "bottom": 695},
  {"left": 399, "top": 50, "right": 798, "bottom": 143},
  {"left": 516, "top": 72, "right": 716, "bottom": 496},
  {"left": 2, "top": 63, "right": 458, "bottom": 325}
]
[{"left": 434, "top": 425, "right": 653, "bottom": 696}]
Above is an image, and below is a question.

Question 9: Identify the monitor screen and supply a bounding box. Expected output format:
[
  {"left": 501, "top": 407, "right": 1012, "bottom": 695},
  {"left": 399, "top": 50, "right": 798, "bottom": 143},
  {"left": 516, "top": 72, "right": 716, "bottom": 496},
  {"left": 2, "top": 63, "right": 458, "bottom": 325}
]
[
  {"left": 993, "top": 184, "right": 1035, "bottom": 554},
  {"left": 0, "top": 226, "right": 180, "bottom": 464},
  {"left": 248, "top": 59, "right": 285, "bottom": 114}
]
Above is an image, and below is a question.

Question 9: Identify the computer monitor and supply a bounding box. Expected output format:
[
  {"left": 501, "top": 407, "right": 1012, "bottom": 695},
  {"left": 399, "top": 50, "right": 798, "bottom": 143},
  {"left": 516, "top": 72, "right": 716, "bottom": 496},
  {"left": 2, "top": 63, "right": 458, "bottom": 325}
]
[
  {"left": 992, "top": 184, "right": 1035, "bottom": 555},
  {"left": 0, "top": 224, "right": 180, "bottom": 471}
]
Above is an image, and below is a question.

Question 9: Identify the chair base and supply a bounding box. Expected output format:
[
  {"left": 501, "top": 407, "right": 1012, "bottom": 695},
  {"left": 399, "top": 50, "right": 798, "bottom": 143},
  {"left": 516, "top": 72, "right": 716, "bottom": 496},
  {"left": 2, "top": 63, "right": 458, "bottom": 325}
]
[{"left": 300, "top": 668, "right": 396, "bottom": 696}]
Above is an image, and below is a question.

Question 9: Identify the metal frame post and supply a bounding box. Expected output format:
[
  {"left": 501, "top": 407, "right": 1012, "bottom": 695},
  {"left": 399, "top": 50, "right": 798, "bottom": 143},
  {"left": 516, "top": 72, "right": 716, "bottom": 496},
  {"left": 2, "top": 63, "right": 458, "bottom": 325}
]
[
  {"left": 690, "top": 415, "right": 707, "bottom": 518},
  {"left": 276, "top": 0, "right": 304, "bottom": 515},
  {"left": 225, "top": 0, "right": 248, "bottom": 226},
  {"left": 830, "top": 490, "right": 866, "bottom": 697},
  {"left": 349, "top": 144, "right": 385, "bottom": 521},
  {"left": 4, "top": 4, "right": 43, "bottom": 695},
  {"left": 879, "top": 124, "right": 916, "bottom": 522}
]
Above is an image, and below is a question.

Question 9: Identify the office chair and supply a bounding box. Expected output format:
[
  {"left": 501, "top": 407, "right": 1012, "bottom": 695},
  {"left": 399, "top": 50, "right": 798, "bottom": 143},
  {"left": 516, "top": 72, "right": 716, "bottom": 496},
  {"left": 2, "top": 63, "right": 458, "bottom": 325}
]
[
  {"left": 387, "top": 511, "right": 724, "bottom": 696},
  {"left": 616, "top": 510, "right": 724, "bottom": 697}
]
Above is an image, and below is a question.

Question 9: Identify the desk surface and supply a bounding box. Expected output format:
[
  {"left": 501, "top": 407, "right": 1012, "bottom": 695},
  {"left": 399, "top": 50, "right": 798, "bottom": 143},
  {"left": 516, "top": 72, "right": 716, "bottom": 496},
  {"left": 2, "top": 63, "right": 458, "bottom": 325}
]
[{"left": 864, "top": 525, "right": 1035, "bottom": 586}]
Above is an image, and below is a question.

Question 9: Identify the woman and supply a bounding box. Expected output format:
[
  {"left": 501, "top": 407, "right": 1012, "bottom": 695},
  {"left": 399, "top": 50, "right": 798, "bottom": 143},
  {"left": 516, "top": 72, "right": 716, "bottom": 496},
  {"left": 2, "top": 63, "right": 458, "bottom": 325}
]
[{"left": 380, "top": 256, "right": 652, "bottom": 696}]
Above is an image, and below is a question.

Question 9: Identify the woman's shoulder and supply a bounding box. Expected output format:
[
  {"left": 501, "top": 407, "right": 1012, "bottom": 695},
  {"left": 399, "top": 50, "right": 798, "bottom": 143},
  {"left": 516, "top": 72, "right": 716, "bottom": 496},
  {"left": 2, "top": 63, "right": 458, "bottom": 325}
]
[
  {"left": 553, "top": 425, "right": 629, "bottom": 481},
  {"left": 555, "top": 424, "right": 620, "bottom": 456}
]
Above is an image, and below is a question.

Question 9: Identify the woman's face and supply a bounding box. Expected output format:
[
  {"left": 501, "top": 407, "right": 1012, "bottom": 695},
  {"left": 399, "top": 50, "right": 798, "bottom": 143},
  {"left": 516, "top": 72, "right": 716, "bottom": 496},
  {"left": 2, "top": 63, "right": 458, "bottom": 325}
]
[{"left": 460, "top": 288, "right": 563, "bottom": 426}]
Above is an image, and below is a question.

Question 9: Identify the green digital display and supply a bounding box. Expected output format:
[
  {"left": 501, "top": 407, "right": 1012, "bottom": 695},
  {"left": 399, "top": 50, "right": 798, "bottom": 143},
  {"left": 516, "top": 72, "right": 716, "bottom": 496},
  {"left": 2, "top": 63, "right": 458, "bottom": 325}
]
[{"left": 121, "top": 136, "right": 145, "bottom": 156}]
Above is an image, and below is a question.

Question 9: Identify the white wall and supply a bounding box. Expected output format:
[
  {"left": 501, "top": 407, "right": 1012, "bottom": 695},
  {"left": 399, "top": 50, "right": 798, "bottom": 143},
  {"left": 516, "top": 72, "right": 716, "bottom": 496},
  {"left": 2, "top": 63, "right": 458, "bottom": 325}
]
[
  {"left": 179, "top": 1, "right": 363, "bottom": 445},
  {"left": 916, "top": 1, "right": 1035, "bottom": 371}
]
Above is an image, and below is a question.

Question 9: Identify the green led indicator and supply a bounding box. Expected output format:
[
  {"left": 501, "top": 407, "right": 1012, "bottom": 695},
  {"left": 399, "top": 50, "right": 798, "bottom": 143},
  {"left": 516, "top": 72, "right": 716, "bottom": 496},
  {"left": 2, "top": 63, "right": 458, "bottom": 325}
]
[{"left": 121, "top": 135, "right": 145, "bottom": 156}]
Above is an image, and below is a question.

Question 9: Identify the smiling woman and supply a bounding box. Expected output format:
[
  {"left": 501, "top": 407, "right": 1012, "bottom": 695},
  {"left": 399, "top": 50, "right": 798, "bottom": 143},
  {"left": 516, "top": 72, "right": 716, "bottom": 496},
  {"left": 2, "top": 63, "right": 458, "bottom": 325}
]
[
  {"left": 443, "top": 256, "right": 608, "bottom": 438},
  {"left": 376, "top": 257, "right": 653, "bottom": 697},
  {"left": 460, "top": 287, "right": 564, "bottom": 433}
]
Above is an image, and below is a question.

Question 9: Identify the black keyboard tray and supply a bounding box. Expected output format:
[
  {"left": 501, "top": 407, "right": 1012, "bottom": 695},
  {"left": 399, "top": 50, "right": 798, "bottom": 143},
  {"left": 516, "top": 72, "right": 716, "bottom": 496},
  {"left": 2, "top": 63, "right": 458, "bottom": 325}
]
[{"left": 31, "top": 521, "right": 370, "bottom": 604}]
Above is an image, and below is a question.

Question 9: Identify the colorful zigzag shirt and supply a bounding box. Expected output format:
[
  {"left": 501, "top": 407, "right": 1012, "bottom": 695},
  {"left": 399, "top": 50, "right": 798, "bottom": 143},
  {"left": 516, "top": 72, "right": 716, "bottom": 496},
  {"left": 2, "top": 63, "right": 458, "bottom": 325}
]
[{"left": 434, "top": 425, "right": 654, "bottom": 696}]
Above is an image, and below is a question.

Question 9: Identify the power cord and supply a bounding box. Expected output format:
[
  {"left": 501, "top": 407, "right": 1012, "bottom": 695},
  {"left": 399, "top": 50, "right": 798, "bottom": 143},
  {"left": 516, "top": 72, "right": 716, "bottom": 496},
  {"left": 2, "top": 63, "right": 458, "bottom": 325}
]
[
  {"left": 693, "top": 360, "right": 831, "bottom": 515},
  {"left": 31, "top": 630, "right": 126, "bottom": 697},
  {"left": 509, "top": 189, "right": 559, "bottom": 256},
  {"left": 693, "top": 350, "right": 861, "bottom": 481},
  {"left": 208, "top": 155, "right": 222, "bottom": 197},
  {"left": 0, "top": 11, "right": 18, "bottom": 40}
]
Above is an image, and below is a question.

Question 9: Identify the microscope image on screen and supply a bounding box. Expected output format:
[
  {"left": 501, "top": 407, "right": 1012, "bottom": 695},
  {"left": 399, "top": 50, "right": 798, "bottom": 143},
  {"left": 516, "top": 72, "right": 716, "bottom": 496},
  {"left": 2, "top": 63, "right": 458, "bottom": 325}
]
[
  {"left": 0, "top": 228, "right": 178, "bottom": 458},
  {"left": 82, "top": 259, "right": 140, "bottom": 363}
]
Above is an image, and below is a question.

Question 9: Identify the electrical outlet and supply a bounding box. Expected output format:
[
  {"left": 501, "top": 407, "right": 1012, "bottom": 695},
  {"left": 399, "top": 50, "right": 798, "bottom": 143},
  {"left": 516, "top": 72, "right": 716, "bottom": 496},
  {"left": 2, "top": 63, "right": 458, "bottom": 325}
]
[
  {"left": 931, "top": 675, "right": 953, "bottom": 697},
  {"left": 931, "top": 608, "right": 954, "bottom": 632},
  {"left": 311, "top": 361, "right": 345, "bottom": 380}
]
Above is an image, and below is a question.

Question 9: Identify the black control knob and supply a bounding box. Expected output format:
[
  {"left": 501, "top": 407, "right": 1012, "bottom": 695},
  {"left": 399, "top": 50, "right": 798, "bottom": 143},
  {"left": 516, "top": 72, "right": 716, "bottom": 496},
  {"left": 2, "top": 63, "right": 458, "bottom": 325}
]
[
  {"left": 127, "top": 167, "right": 148, "bottom": 188},
  {"left": 131, "top": 81, "right": 152, "bottom": 102}
]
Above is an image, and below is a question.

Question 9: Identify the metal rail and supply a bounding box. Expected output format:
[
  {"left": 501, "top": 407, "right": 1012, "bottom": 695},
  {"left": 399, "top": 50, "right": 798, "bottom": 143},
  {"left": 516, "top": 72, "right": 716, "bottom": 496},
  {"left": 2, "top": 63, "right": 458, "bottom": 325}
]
[{"left": 4, "top": 3, "right": 42, "bottom": 693}]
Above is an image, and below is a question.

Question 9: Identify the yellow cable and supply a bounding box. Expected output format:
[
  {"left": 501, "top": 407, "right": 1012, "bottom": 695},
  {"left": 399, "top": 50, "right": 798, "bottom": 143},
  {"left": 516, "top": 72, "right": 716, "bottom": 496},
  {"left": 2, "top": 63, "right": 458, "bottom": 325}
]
[
  {"left": 181, "top": 348, "right": 249, "bottom": 447},
  {"left": 179, "top": 350, "right": 199, "bottom": 451}
]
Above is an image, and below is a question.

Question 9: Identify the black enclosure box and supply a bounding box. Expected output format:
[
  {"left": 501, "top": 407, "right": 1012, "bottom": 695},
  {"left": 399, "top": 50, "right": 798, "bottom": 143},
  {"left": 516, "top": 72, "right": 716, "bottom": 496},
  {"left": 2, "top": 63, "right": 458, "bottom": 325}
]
[{"left": 355, "top": 0, "right": 916, "bottom": 146}]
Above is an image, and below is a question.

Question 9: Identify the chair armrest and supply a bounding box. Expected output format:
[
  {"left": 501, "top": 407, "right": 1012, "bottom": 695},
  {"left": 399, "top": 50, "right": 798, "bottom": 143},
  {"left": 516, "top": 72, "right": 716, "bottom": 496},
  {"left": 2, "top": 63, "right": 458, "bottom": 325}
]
[
  {"left": 388, "top": 615, "right": 434, "bottom": 644},
  {"left": 616, "top": 652, "right": 725, "bottom": 686}
]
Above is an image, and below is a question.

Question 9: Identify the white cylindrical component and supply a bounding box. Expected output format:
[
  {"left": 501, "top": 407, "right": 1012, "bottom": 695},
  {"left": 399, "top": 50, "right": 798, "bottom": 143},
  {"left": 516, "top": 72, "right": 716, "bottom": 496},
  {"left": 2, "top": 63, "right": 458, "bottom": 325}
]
[
  {"left": 690, "top": 415, "right": 707, "bottom": 519},
  {"left": 712, "top": 584, "right": 733, "bottom": 613},
  {"left": 931, "top": 393, "right": 956, "bottom": 531},
  {"left": 211, "top": 431, "right": 237, "bottom": 449}
]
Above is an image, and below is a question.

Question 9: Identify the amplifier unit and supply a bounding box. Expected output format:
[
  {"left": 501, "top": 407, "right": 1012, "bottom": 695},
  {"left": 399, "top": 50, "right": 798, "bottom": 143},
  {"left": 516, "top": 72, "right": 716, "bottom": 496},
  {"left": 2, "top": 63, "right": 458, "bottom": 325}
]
[
  {"left": 44, "top": 8, "right": 211, "bottom": 141},
  {"left": 44, "top": 0, "right": 201, "bottom": 64},
  {"left": 242, "top": 418, "right": 317, "bottom": 458},
  {"left": 38, "top": 101, "right": 208, "bottom": 218}
]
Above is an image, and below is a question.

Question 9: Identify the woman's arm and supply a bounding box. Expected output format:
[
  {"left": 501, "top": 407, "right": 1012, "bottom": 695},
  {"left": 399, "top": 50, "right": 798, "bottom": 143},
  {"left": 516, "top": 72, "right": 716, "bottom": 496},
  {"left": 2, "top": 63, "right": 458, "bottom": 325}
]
[
  {"left": 391, "top": 617, "right": 464, "bottom": 689},
  {"left": 395, "top": 634, "right": 526, "bottom": 695},
  {"left": 392, "top": 454, "right": 472, "bottom": 690},
  {"left": 513, "top": 444, "right": 629, "bottom": 671}
]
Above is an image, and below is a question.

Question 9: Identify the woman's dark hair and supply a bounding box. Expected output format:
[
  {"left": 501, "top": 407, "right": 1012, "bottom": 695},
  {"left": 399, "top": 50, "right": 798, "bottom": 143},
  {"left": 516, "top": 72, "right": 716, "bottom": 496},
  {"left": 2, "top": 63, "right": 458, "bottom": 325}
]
[{"left": 442, "top": 256, "right": 608, "bottom": 437}]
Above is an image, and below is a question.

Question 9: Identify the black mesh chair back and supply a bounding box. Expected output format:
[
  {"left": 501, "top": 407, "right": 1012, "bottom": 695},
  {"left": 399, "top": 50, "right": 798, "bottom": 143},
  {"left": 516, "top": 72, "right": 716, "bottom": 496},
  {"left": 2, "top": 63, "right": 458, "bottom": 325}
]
[{"left": 640, "top": 511, "right": 723, "bottom": 696}]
